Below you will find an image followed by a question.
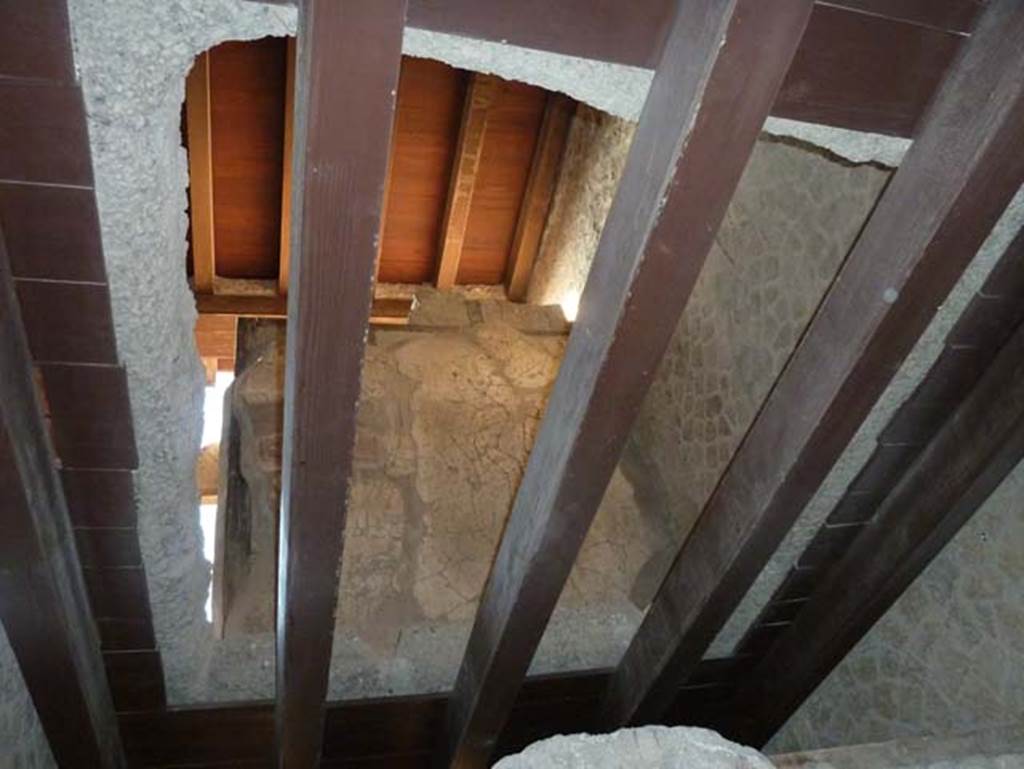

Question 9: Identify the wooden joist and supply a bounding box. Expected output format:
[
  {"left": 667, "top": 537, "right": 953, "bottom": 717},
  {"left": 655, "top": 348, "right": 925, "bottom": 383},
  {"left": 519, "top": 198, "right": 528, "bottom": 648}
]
[
  {"left": 505, "top": 94, "right": 573, "bottom": 302},
  {"left": 278, "top": 37, "right": 297, "bottom": 295},
  {"left": 726, "top": 293, "right": 1024, "bottom": 746},
  {"left": 186, "top": 51, "right": 216, "bottom": 294},
  {"left": 435, "top": 73, "right": 500, "bottom": 289},
  {"left": 440, "top": 2, "right": 815, "bottom": 767},
  {"left": 275, "top": 1, "right": 406, "bottom": 767},
  {"left": 0, "top": 236, "right": 126, "bottom": 768},
  {"left": 602, "top": 0, "right": 1024, "bottom": 729},
  {"left": 194, "top": 292, "right": 412, "bottom": 325}
]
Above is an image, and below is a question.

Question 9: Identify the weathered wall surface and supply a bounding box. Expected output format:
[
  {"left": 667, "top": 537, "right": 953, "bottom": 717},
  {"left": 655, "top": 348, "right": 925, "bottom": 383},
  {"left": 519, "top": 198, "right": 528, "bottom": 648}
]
[
  {"left": 0, "top": 625, "right": 55, "bottom": 768},
  {"left": 773, "top": 723, "right": 1024, "bottom": 768},
  {"left": 529, "top": 109, "right": 891, "bottom": 656},
  {"left": 770, "top": 459, "right": 1024, "bottom": 752},
  {"left": 212, "top": 292, "right": 654, "bottom": 697}
]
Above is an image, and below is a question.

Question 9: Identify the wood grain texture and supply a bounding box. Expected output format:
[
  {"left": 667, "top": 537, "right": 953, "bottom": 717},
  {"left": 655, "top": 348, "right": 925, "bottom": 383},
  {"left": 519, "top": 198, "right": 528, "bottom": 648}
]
[
  {"left": 240, "top": 0, "right": 971, "bottom": 137},
  {"left": 727, "top": 304, "right": 1024, "bottom": 746},
  {"left": 773, "top": 3, "right": 964, "bottom": 136},
  {"left": 209, "top": 38, "right": 287, "bottom": 280},
  {"left": 186, "top": 51, "right": 216, "bottom": 293},
  {"left": 441, "top": 1, "right": 815, "bottom": 767},
  {"left": 14, "top": 278, "right": 118, "bottom": 364},
  {"left": 195, "top": 293, "right": 411, "bottom": 323},
  {"left": 275, "top": 1, "right": 406, "bottom": 766},
  {"left": 378, "top": 58, "right": 464, "bottom": 284},
  {"left": 0, "top": 183, "right": 107, "bottom": 282},
  {"left": 278, "top": 37, "right": 296, "bottom": 294},
  {"left": 117, "top": 661, "right": 748, "bottom": 768},
  {"left": 505, "top": 94, "right": 574, "bottom": 301},
  {"left": 604, "top": 0, "right": 1024, "bottom": 728},
  {"left": 458, "top": 79, "right": 548, "bottom": 286},
  {"left": 38, "top": 363, "right": 139, "bottom": 470},
  {"left": 435, "top": 73, "right": 500, "bottom": 289},
  {"left": 0, "top": 232, "right": 126, "bottom": 768}
]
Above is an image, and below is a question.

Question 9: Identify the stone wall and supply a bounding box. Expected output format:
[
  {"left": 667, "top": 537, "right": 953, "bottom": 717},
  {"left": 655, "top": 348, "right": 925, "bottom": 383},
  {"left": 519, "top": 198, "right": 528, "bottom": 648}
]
[
  {"left": 212, "top": 291, "right": 659, "bottom": 697},
  {"left": 770, "top": 459, "right": 1024, "bottom": 752},
  {"left": 528, "top": 110, "right": 891, "bottom": 659},
  {"left": 773, "top": 723, "right": 1024, "bottom": 768}
]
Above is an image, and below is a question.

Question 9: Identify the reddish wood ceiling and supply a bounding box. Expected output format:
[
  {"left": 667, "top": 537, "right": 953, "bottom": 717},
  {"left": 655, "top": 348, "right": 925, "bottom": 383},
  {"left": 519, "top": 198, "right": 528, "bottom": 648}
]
[{"left": 188, "top": 38, "right": 554, "bottom": 286}]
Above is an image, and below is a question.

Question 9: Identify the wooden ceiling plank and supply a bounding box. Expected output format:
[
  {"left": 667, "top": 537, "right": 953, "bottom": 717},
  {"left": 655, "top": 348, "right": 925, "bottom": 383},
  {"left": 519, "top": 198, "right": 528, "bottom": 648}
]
[
  {"left": 602, "top": 0, "right": 1024, "bottom": 729},
  {"left": 275, "top": 1, "right": 406, "bottom": 767},
  {"left": 186, "top": 51, "right": 216, "bottom": 294},
  {"left": 435, "top": 73, "right": 500, "bottom": 289},
  {"left": 0, "top": 235, "right": 126, "bottom": 768},
  {"left": 440, "top": 2, "right": 815, "bottom": 767},
  {"left": 725, "top": 290, "right": 1024, "bottom": 746},
  {"left": 278, "top": 37, "right": 296, "bottom": 295},
  {"left": 505, "top": 93, "right": 573, "bottom": 302}
]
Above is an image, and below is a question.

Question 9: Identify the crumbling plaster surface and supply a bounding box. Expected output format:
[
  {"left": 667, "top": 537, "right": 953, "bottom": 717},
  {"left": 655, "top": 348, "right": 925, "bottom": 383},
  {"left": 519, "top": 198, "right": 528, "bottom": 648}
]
[
  {"left": 64, "top": 0, "right": 928, "bottom": 705},
  {"left": 773, "top": 723, "right": 1024, "bottom": 769},
  {"left": 214, "top": 292, "right": 658, "bottom": 697},
  {"left": 0, "top": 625, "right": 55, "bottom": 769},
  {"left": 769, "top": 457, "right": 1024, "bottom": 752},
  {"left": 495, "top": 726, "right": 773, "bottom": 769},
  {"left": 709, "top": 186, "right": 1024, "bottom": 658}
]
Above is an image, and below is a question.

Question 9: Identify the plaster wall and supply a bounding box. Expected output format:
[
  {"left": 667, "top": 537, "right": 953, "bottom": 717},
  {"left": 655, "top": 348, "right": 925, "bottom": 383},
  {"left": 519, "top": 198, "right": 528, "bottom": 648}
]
[{"left": 0, "top": 625, "right": 55, "bottom": 769}]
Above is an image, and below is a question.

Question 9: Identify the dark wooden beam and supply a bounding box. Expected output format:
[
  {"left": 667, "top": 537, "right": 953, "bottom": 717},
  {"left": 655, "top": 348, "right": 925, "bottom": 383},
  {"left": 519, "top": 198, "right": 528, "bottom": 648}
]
[
  {"left": 186, "top": 50, "right": 216, "bottom": 294},
  {"left": 725, "top": 296, "right": 1024, "bottom": 747},
  {"left": 505, "top": 94, "right": 573, "bottom": 302},
  {"left": 0, "top": 233, "right": 126, "bottom": 767},
  {"left": 603, "top": 0, "right": 1024, "bottom": 728},
  {"left": 240, "top": 0, "right": 974, "bottom": 137},
  {"left": 275, "top": 1, "right": 406, "bottom": 767},
  {"left": 435, "top": 73, "right": 500, "bottom": 290},
  {"left": 194, "top": 293, "right": 412, "bottom": 325},
  {"left": 441, "top": 2, "right": 814, "bottom": 767}
]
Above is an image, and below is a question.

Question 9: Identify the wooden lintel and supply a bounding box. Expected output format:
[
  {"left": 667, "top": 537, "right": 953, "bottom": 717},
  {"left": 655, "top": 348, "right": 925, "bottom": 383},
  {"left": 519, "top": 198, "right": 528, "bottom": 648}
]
[
  {"left": 186, "top": 51, "right": 216, "bottom": 294},
  {"left": 194, "top": 293, "right": 411, "bottom": 325},
  {"left": 603, "top": 0, "right": 1024, "bottom": 730},
  {"left": 435, "top": 73, "right": 500, "bottom": 290},
  {"left": 278, "top": 37, "right": 297, "bottom": 296},
  {"left": 505, "top": 94, "right": 574, "bottom": 302},
  {"left": 0, "top": 237, "right": 126, "bottom": 768},
  {"left": 275, "top": 1, "right": 407, "bottom": 767},
  {"left": 440, "top": 2, "right": 815, "bottom": 767}
]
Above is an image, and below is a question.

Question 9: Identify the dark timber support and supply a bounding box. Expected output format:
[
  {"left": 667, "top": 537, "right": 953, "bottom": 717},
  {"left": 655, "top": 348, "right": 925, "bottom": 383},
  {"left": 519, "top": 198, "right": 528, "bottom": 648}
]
[
  {"left": 603, "top": 0, "right": 1024, "bottom": 729},
  {"left": 0, "top": 233, "right": 125, "bottom": 768},
  {"left": 727, "top": 302, "right": 1024, "bottom": 746},
  {"left": 275, "top": 1, "right": 406, "bottom": 768},
  {"left": 440, "top": 1, "right": 814, "bottom": 766},
  {"left": 242, "top": 0, "right": 976, "bottom": 137}
]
